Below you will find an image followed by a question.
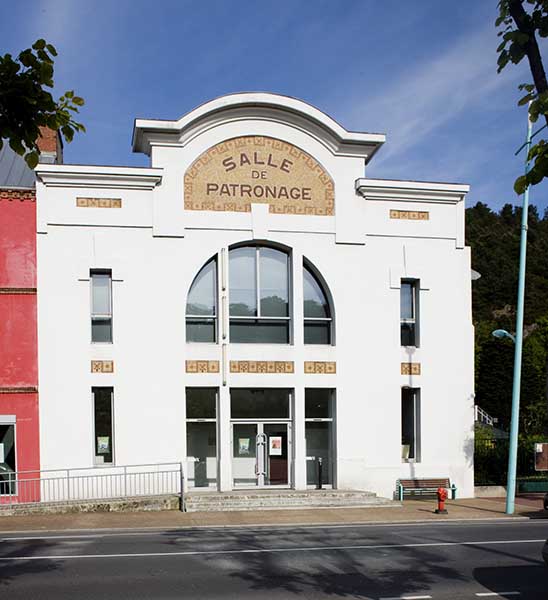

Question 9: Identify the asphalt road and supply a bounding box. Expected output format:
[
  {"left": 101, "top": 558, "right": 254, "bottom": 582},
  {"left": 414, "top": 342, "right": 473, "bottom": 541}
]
[{"left": 0, "top": 519, "right": 547, "bottom": 599}]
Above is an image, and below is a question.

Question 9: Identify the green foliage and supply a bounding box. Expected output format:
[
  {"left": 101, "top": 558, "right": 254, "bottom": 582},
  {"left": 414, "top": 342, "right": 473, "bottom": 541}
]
[
  {"left": 0, "top": 40, "right": 85, "bottom": 168},
  {"left": 496, "top": 1, "right": 548, "bottom": 194},
  {"left": 469, "top": 201, "right": 548, "bottom": 446}
]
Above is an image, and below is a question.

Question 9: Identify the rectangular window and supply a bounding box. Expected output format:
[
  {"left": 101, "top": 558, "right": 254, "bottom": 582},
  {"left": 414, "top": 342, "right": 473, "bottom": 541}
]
[
  {"left": 93, "top": 387, "right": 114, "bottom": 465},
  {"left": 401, "top": 388, "right": 420, "bottom": 462},
  {"left": 91, "top": 270, "right": 113, "bottom": 343},
  {"left": 400, "top": 279, "right": 419, "bottom": 347},
  {"left": 186, "top": 388, "right": 218, "bottom": 489},
  {"left": 305, "top": 389, "right": 335, "bottom": 487},
  {"left": 0, "top": 423, "right": 16, "bottom": 495}
]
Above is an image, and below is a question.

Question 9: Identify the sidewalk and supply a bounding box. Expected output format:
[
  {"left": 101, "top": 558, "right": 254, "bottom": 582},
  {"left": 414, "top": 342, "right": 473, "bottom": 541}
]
[{"left": 0, "top": 496, "right": 545, "bottom": 533}]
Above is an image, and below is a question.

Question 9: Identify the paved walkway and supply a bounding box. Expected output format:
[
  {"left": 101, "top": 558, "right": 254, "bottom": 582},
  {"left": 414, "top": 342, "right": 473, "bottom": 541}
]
[{"left": 0, "top": 495, "right": 545, "bottom": 533}]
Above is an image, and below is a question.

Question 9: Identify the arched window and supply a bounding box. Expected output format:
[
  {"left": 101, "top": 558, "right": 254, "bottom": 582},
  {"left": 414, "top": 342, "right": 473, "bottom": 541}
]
[
  {"left": 229, "top": 245, "right": 290, "bottom": 343},
  {"left": 303, "top": 262, "right": 332, "bottom": 344},
  {"left": 186, "top": 258, "right": 217, "bottom": 342}
]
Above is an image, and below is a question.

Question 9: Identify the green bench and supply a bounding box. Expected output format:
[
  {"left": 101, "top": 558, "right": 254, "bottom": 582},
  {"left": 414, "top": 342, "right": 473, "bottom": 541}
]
[{"left": 397, "top": 477, "right": 457, "bottom": 501}]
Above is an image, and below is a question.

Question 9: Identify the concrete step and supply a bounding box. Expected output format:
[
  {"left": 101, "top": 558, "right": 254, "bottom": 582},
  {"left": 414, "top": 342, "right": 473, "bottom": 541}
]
[{"left": 183, "top": 490, "right": 399, "bottom": 512}]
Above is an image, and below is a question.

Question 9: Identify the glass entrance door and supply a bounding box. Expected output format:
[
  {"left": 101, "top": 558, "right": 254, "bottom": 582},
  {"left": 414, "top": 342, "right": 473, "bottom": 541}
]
[{"left": 232, "top": 423, "right": 290, "bottom": 488}]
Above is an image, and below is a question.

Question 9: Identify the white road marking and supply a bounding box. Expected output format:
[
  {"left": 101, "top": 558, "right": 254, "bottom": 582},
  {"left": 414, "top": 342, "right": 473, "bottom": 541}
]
[
  {"left": 0, "top": 537, "right": 543, "bottom": 561},
  {"left": 475, "top": 593, "right": 521, "bottom": 597},
  {"left": 381, "top": 595, "right": 432, "bottom": 600},
  {"left": 2, "top": 519, "right": 547, "bottom": 542}
]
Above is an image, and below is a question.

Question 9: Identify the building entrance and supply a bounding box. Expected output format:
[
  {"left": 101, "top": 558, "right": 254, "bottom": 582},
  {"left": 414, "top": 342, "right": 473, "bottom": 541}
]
[
  {"left": 230, "top": 389, "right": 292, "bottom": 489},
  {"left": 232, "top": 422, "right": 290, "bottom": 487}
]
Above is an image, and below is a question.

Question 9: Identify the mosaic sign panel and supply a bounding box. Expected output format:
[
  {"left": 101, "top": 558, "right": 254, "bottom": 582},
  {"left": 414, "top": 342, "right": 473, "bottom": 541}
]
[
  {"left": 184, "top": 136, "right": 335, "bottom": 215},
  {"left": 401, "top": 363, "right": 421, "bottom": 375},
  {"left": 230, "top": 361, "right": 294, "bottom": 374},
  {"left": 77, "top": 197, "right": 122, "bottom": 208},
  {"left": 185, "top": 360, "right": 220, "bottom": 373},
  {"left": 304, "top": 361, "right": 336, "bottom": 374},
  {"left": 91, "top": 360, "right": 114, "bottom": 373},
  {"left": 390, "top": 210, "right": 429, "bottom": 221}
]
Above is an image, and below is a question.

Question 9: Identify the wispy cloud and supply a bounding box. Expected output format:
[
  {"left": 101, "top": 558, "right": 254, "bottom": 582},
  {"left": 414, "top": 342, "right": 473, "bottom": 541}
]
[{"left": 340, "top": 24, "right": 523, "bottom": 168}]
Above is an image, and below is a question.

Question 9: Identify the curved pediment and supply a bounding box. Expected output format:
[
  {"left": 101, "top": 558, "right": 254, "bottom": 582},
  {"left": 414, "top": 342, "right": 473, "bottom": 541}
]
[
  {"left": 133, "top": 92, "right": 385, "bottom": 160},
  {"left": 184, "top": 135, "right": 334, "bottom": 216}
]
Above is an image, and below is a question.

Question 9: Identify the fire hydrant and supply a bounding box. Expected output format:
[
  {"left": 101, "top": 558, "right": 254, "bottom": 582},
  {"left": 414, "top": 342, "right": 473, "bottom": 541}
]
[{"left": 435, "top": 487, "right": 448, "bottom": 514}]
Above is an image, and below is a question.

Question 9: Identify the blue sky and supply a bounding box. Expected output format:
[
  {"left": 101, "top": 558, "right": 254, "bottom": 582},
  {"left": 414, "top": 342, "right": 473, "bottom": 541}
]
[{"left": 3, "top": 0, "right": 547, "bottom": 212}]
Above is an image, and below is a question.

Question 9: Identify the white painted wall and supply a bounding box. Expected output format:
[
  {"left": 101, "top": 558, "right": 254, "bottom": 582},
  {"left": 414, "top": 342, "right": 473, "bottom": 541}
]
[{"left": 35, "top": 94, "right": 474, "bottom": 499}]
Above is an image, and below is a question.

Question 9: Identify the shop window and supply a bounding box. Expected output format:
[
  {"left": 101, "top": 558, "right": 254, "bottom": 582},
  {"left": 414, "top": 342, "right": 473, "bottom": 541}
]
[
  {"left": 91, "top": 270, "right": 113, "bottom": 343},
  {"left": 229, "top": 246, "right": 290, "bottom": 343},
  {"left": 230, "top": 388, "right": 290, "bottom": 420},
  {"left": 186, "top": 388, "right": 217, "bottom": 488},
  {"left": 305, "top": 389, "right": 334, "bottom": 486},
  {"left": 186, "top": 259, "right": 218, "bottom": 343},
  {"left": 0, "top": 423, "right": 16, "bottom": 495},
  {"left": 401, "top": 279, "right": 419, "bottom": 347},
  {"left": 303, "top": 262, "right": 333, "bottom": 344},
  {"left": 402, "top": 388, "right": 421, "bottom": 462},
  {"left": 93, "top": 387, "right": 114, "bottom": 465}
]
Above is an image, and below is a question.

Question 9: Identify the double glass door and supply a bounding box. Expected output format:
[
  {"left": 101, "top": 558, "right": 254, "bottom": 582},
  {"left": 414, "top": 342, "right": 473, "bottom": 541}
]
[{"left": 232, "top": 423, "right": 290, "bottom": 488}]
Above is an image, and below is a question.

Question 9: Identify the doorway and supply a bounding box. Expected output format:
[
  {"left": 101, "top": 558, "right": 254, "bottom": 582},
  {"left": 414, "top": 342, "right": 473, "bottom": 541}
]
[{"left": 232, "top": 422, "right": 290, "bottom": 488}]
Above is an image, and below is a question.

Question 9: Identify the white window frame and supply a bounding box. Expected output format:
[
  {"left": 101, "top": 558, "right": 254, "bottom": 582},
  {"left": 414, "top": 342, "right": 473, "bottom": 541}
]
[
  {"left": 400, "top": 279, "right": 419, "bottom": 347},
  {"left": 92, "top": 387, "right": 114, "bottom": 466},
  {"left": 401, "top": 387, "right": 421, "bottom": 463},
  {"left": 90, "top": 270, "right": 113, "bottom": 344},
  {"left": 0, "top": 416, "right": 17, "bottom": 496},
  {"left": 228, "top": 246, "right": 292, "bottom": 344}
]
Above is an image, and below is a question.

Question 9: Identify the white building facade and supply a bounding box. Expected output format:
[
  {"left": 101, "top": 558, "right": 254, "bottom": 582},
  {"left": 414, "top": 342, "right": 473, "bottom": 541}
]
[{"left": 35, "top": 93, "right": 475, "bottom": 499}]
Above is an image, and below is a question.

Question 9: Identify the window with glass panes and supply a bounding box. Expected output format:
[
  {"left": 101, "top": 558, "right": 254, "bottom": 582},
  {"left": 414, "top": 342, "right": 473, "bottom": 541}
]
[
  {"left": 303, "top": 262, "right": 332, "bottom": 344},
  {"left": 186, "top": 259, "right": 218, "bottom": 343},
  {"left": 186, "top": 388, "right": 218, "bottom": 488},
  {"left": 91, "top": 270, "right": 113, "bottom": 343},
  {"left": 400, "top": 279, "right": 419, "bottom": 347}
]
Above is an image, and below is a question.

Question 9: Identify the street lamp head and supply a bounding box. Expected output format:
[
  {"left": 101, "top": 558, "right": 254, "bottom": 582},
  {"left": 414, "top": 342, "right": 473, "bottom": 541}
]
[{"left": 492, "top": 329, "right": 516, "bottom": 342}]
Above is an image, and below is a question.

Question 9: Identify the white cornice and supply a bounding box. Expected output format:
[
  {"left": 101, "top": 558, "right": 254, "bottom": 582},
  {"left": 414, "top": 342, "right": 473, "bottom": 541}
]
[
  {"left": 132, "top": 93, "right": 385, "bottom": 161},
  {"left": 355, "top": 178, "right": 469, "bottom": 204},
  {"left": 35, "top": 164, "right": 163, "bottom": 190}
]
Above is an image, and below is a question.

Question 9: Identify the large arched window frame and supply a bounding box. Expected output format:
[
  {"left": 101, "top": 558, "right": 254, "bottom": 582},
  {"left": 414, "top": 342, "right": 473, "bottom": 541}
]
[{"left": 185, "top": 246, "right": 335, "bottom": 345}]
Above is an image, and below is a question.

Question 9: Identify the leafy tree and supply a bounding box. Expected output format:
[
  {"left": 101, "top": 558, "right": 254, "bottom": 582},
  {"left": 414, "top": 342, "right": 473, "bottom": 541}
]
[
  {"left": 496, "top": 0, "right": 548, "bottom": 193},
  {"left": 0, "top": 39, "right": 85, "bottom": 168}
]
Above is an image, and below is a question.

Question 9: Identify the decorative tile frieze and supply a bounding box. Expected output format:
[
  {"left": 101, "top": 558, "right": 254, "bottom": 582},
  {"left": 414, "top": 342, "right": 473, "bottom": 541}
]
[
  {"left": 91, "top": 360, "right": 114, "bottom": 373},
  {"left": 185, "top": 360, "right": 220, "bottom": 373},
  {"left": 0, "top": 386, "right": 38, "bottom": 394},
  {"left": 230, "top": 361, "right": 294, "bottom": 374},
  {"left": 0, "top": 287, "right": 37, "bottom": 295},
  {"left": 390, "top": 209, "right": 429, "bottom": 221},
  {"left": 401, "top": 362, "right": 421, "bottom": 375},
  {"left": 77, "top": 197, "right": 122, "bottom": 209},
  {"left": 304, "top": 361, "right": 336, "bottom": 374}
]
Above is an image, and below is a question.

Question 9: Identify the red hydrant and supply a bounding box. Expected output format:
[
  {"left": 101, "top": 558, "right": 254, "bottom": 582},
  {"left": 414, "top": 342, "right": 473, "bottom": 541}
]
[{"left": 435, "top": 487, "right": 448, "bottom": 514}]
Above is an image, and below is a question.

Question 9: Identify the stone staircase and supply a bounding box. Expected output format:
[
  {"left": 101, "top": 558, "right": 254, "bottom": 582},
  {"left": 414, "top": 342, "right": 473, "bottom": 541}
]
[{"left": 183, "top": 489, "right": 399, "bottom": 512}]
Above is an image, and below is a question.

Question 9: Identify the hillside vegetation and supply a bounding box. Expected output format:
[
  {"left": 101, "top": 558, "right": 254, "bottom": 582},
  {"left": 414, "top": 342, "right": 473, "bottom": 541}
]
[{"left": 468, "top": 202, "right": 548, "bottom": 435}]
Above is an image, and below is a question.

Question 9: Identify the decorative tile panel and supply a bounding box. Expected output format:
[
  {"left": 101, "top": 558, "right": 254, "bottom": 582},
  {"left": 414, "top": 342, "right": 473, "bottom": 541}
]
[
  {"left": 390, "top": 209, "right": 429, "bottom": 221},
  {"left": 91, "top": 360, "right": 114, "bottom": 373},
  {"left": 0, "top": 287, "right": 37, "bottom": 295},
  {"left": 229, "top": 361, "right": 294, "bottom": 374},
  {"left": 401, "top": 362, "right": 421, "bottom": 375},
  {"left": 0, "top": 386, "right": 38, "bottom": 394},
  {"left": 77, "top": 197, "right": 122, "bottom": 208},
  {"left": 304, "top": 361, "right": 336, "bottom": 374},
  {"left": 185, "top": 360, "right": 220, "bottom": 373},
  {"left": 184, "top": 136, "right": 334, "bottom": 216}
]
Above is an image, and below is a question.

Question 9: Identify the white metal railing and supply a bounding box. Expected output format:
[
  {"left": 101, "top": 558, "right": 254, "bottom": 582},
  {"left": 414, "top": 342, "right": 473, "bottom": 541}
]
[
  {"left": 474, "top": 405, "right": 495, "bottom": 427},
  {"left": 0, "top": 462, "right": 185, "bottom": 509}
]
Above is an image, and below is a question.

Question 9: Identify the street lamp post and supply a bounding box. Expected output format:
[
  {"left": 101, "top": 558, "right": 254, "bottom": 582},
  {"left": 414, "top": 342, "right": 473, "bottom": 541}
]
[{"left": 504, "top": 112, "right": 533, "bottom": 515}]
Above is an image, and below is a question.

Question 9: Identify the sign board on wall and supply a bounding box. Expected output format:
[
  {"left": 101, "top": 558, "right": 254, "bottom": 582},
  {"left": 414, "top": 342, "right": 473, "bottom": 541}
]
[
  {"left": 184, "top": 136, "right": 335, "bottom": 215},
  {"left": 535, "top": 442, "right": 548, "bottom": 471}
]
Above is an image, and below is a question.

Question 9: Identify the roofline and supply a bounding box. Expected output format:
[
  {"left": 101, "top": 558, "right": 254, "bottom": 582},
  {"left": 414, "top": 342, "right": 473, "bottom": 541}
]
[
  {"left": 132, "top": 92, "right": 386, "bottom": 158},
  {"left": 356, "top": 177, "right": 469, "bottom": 204}
]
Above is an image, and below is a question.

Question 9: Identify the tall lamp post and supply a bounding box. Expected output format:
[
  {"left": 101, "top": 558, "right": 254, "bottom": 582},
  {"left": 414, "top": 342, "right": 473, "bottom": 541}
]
[{"left": 495, "top": 112, "right": 533, "bottom": 515}]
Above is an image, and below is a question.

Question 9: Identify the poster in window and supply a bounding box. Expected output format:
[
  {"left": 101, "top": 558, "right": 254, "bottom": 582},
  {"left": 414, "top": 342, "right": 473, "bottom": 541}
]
[
  {"left": 97, "top": 436, "right": 110, "bottom": 454},
  {"left": 238, "top": 438, "right": 250, "bottom": 455},
  {"left": 269, "top": 436, "right": 282, "bottom": 456}
]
